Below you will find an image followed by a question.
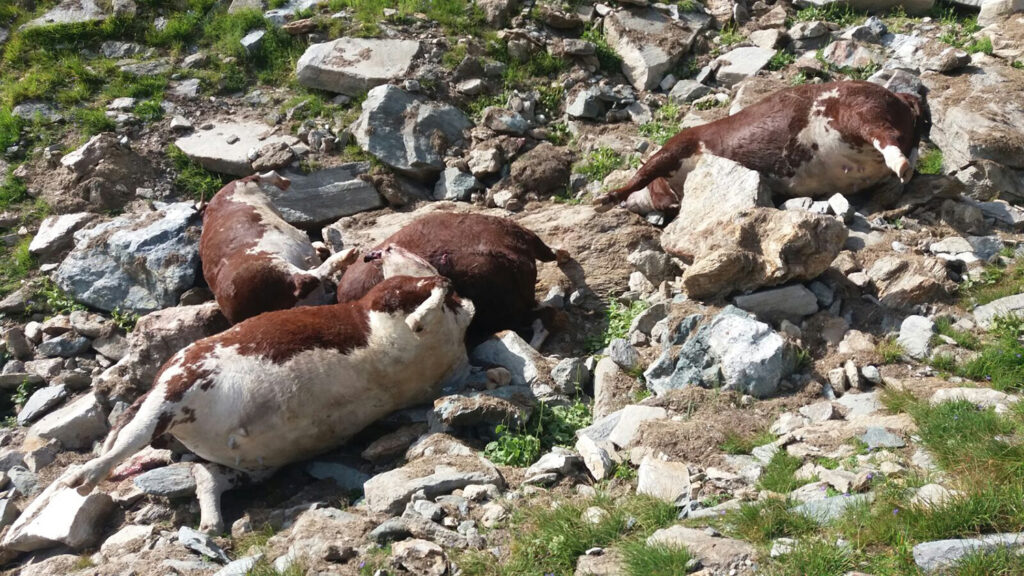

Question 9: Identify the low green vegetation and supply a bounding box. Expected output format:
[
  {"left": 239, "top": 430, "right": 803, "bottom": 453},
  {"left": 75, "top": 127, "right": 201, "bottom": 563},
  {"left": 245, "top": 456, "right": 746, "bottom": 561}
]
[
  {"left": 29, "top": 278, "right": 87, "bottom": 316},
  {"left": 111, "top": 307, "right": 141, "bottom": 332},
  {"left": 961, "top": 258, "right": 1024, "bottom": 307},
  {"left": 245, "top": 557, "right": 306, "bottom": 576},
  {"left": 457, "top": 494, "right": 682, "bottom": 576},
  {"left": 719, "top": 429, "right": 776, "bottom": 455},
  {"left": 933, "top": 316, "right": 980, "bottom": 350},
  {"left": 763, "top": 538, "right": 856, "bottom": 576},
  {"left": 718, "top": 23, "right": 744, "bottom": 47},
  {"left": 167, "top": 144, "right": 228, "bottom": 202},
  {"left": 575, "top": 147, "right": 625, "bottom": 183},
  {"left": 876, "top": 337, "right": 905, "bottom": 364},
  {"left": 484, "top": 400, "right": 592, "bottom": 467},
  {"left": 957, "top": 316, "right": 1024, "bottom": 392},
  {"left": 758, "top": 451, "right": 812, "bottom": 493},
  {"left": 638, "top": 102, "right": 681, "bottom": 146},
  {"left": 793, "top": 3, "right": 865, "bottom": 26},
  {"left": 0, "top": 237, "right": 34, "bottom": 296},
  {"left": 767, "top": 50, "right": 796, "bottom": 72},
  {"left": 916, "top": 148, "right": 943, "bottom": 175},
  {"left": 720, "top": 498, "right": 818, "bottom": 544},
  {"left": 586, "top": 299, "right": 649, "bottom": 352},
  {"left": 581, "top": 25, "right": 622, "bottom": 75}
]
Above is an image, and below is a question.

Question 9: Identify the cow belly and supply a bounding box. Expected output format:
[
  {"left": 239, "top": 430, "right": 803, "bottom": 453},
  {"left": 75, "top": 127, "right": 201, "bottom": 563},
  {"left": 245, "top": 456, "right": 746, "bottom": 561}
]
[
  {"left": 169, "top": 352, "right": 417, "bottom": 470},
  {"left": 778, "top": 132, "right": 890, "bottom": 198}
]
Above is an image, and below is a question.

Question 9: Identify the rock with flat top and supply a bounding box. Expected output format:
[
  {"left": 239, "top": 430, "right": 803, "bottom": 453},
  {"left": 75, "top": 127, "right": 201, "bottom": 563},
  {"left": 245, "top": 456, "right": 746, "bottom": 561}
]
[
  {"left": 296, "top": 38, "right": 420, "bottom": 96},
  {"left": 174, "top": 121, "right": 301, "bottom": 176},
  {"left": 604, "top": 8, "right": 699, "bottom": 90},
  {"left": 1, "top": 481, "right": 114, "bottom": 552}
]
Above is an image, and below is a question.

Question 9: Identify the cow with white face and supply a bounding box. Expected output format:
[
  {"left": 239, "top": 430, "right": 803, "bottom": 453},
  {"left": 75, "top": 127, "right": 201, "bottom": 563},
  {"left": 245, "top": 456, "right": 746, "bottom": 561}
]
[
  {"left": 200, "top": 171, "right": 355, "bottom": 324},
  {"left": 594, "top": 81, "right": 931, "bottom": 218},
  {"left": 58, "top": 250, "right": 475, "bottom": 533}
]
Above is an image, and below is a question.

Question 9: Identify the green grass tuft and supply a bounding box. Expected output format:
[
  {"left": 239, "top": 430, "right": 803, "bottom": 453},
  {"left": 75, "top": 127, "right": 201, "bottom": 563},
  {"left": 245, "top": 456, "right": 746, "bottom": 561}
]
[
  {"left": 916, "top": 147, "right": 943, "bottom": 175},
  {"left": 763, "top": 538, "right": 855, "bottom": 576},
  {"left": 876, "top": 337, "right": 905, "bottom": 364},
  {"left": 167, "top": 144, "right": 228, "bottom": 202},
  {"left": 767, "top": 50, "right": 795, "bottom": 71},
  {"left": 724, "top": 498, "right": 818, "bottom": 544},
  {"left": 720, "top": 429, "right": 776, "bottom": 455},
  {"left": 621, "top": 539, "right": 693, "bottom": 576},
  {"left": 582, "top": 25, "right": 622, "bottom": 75},
  {"left": 794, "top": 3, "right": 865, "bottom": 26},
  {"left": 758, "top": 451, "right": 810, "bottom": 493}
]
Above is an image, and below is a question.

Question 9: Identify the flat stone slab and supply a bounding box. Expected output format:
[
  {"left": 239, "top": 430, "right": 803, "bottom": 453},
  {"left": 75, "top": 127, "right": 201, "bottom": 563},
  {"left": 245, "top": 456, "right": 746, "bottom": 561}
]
[
  {"left": 134, "top": 464, "right": 197, "bottom": 498},
  {"left": 913, "top": 533, "right": 1024, "bottom": 573},
  {"left": 363, "top": 454, "right": 504, "bottom": 515},
  {"left": 793, "top": 493, "right": 873, "bottom": 524},
  {"left": 647, "top": 525, "right": 756, "bottom": 569},
  {"left": 715, "top": 46, "right": 777, "bottom": 87},
  {"left": 974, "top": 294, "right": 1024, "bottom": 330},
  {"left": 24, "top": 0, "right": 107, "bottom": 29},
  {"left": 1, "top": 481, "right": 114, "bottom": 552},
  {"left": 733, "top": 284, "right": 819, "bottom": 321},
  {"left": 17, "top": 385, "right": 68, "bottom": 426},
  {"left": 859, "top": 426, "right": 906, "bottom": 450},
  {"left": 604, "top": 8, "right": 699, "bottom": 91},
  {"left": 272, "top": 164, "right": 383, "bottom": 227},
  {"left": 296, "top": 37, "right": 420, "bottom": 96},
  {"left": 930, "top": 387, "right": 1020, "bottom": 412},
  {"left": 174, "top": 121, "right": 301, "bottom": 177}
]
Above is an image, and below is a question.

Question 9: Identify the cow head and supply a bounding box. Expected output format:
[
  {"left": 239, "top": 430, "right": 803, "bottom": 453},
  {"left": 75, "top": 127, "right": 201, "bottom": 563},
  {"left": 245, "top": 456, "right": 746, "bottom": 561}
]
[
  {"left": 366, "top": 275, "right": 474, "bottom": 336},
  {"left": 375, "top": 245, "right": 441, "bottom": 279}
]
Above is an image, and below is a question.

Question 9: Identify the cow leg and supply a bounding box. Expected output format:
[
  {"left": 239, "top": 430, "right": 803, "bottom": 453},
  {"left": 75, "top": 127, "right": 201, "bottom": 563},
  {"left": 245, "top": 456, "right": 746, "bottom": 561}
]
[
  {"left": 193, "top": 463, "right": 264, "bottom": 535},
  {"left": 312, "top": 247, "right": 359, "bottom": 282},
  {"left": 61, "top": 393, "right": 170, "bottom": 495},
  {"left": 866, "top": 128, "right": 912, "bottom": 183}
]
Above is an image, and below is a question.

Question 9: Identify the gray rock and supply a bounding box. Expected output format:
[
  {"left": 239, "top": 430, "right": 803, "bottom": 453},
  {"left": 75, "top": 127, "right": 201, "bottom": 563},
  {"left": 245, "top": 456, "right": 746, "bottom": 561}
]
[
  {"left": 24, "top": 0, "right": 107, "bottom": 29},
  {"left": 604, "top": 405, "right": 668, "bottom": 449},
  {"left": 12, "top": 101, "right": 62, "bottom": 123},
  {"left": 714, "top": 47, "right": 777, "bottom": 87},
  {"left": 28, "top": 213, "right": 96, "bottom": 262},
  {"left": 567, "top": 86, "right": 604, "bottom": 119},
  {"left": 733, "top": 285, "right": 819, "bottom": 322},
  {"left": 897, "top": 315, "right": 934, "bottom": 359},
  {"left": 265, "top": 164, "right": 382, "bottom": 227},
  {"left": 605, "top": 8, "right": 699, "bottom": 90},
  {"left": 178, "top": 526, "right": 230, "bottom": 563},
  {"left": 296, "top": 38, "right": 420, "bottom": 96},
  {"left": 0, "top": 499, "right": 19, "bottom": 531},
  {"left": 607, "top": 338, "right": 639, "bottom": 371},
  {"left": 677, "top": 154, "right": 772, "bottom": 234},
  {"left": 432, "top": 386, "right": 536, "bottom": 428},
  {"left": 8, "top": 466, "right": 37, "bottom": 496},
  {"left": 637, "top": 456, "right": 690, "bottom": 505},
  {"left": 470, "top": 331, "right": 545, "bottom": 388},
  {"left": 979, "top": 0, "right": 1024, "bottom": 25},
  {"left": 55, "top": 202, "right": 201, "bottom": 314},
  {"left": 4, "top": 327, "right": 33, "bottom": 361},
  {"left": 524, "top": 447, "right": 581, "bottom": 481},
  {"left": 175, "top": 121, "right": 301, "bottom": 176},
  {"left": 913, "top": 533, "right": 1024, "bottom": 572},
  {"left": 480, "top": 107, "right": 530, "bottom": 135},
  {"left": 860, "top": 426, "right": 906, "bottom": 449},
  {"left": 119, "top": 58, "right": 172, "bottom": 76},
  {"left": 28, "top": 393, "right": 109, "bottom": 450},
  {"left": 434, "top": 167, "right": 481, "bottom": 201},
  {"left": 1, "top": 481, "right": 114, "bottom": 552},
  {"left": 575, "top": 434, "right": 614, "bottom": 481},
  {"left": 305, "top": 462, "right": 371, "bottom": 492},
  {"left": 647, "top": 525, "right": 756, "bottom": 570},
  {"left": 134, "top": 465, "right": 197, "bottom": 498},
  {"left": 351, "top": 85, "right": 472, "bottom": 181},
  {"left": 974, "top": 294, "right": 1024, "bottom": 330},
  {"left": 363, "top": 454, "right": 504, "bottom": 515},
  {"left": 550, "top": 358, "right": 591, "bottom": 395},
  {"left": 629, "top": 303, "right": 667, "bottom": 336},
  {"left": 239, "top": 29, "right": 264, "bottom": 54},
  {"left": 36, "top": 335, "right": 91, "bottom": 358},
  {"left": 213, "top": 555, "right": 263, "bottom": 576},
  {"left": 793, "top": 493, "right": 872, "bottom": 524},
  {"left": 868, "top": 67, "right": 923, "bottom": 96},
  {"left": 668, "top": 79, "right": 712, "bottom": 103},
  {"left": 18, "top": 386, "right": 68, "bottom": 426}
]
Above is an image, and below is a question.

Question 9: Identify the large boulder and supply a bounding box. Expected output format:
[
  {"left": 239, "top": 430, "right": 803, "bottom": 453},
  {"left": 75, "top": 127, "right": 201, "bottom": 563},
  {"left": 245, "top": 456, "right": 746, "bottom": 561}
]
[
  {"left": 174, "top": 121, "right": 302, "bottom": 177},
  {"left": 54, "top": 203, "right": 201, "bottom": 314},
  {"left": 676, "top": 154, "right": 772, "bottom": 226},
  {"left": 271, "top": 164, "right": 383, "bottom": 228},
  {"left": 93, "top": 303, "right": 229, "bottom": 401},
  {"left": 36, "top": 133, "right": 155, "bottom": 212},
  {"left": 509, "top": 142, "right": 572, "bottom": 197},
  {"left": 663, "top": 207, "right": 847, "bottom": 300},
  {"left": 604, "top": 8, "right": 700, "bottom": 91},
  {"left": 295, "top": 38, "right": 420, "bottom": 96},
  {"left": 350, "top": 85, "right": 472, "bottom": 182},
  {"left": 1, "top": 481, "right": 113, "bottom": 552},
  {"left": 363, "top": 454, "right": 504, "bottom": 515}
]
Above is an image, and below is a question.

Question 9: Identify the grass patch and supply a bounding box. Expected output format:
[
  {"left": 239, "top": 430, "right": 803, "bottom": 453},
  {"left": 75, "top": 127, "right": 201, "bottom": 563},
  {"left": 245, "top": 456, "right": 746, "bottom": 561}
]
[
  {"left": 575, "top": 147, "right": 625, "bottom": 183},
  {"left": 582, "top": 25, "right": 622, "bottom": 75},
  {"left": 718, "top": 23, "right": 744, "bottom": 46},
  {"left": 721, "top": 498, "right": 818, "bottom": 544},
  {"left": 246, "top": 557, "right": 306, "bottom": 576},
  {"left": 0, "top": 237, "right": 34, "bottom": 296},
  {"left": 638, "top": 101, "right": 681, "bottom": 146},
  {"left": 71, "top": 107, "right": 116, "bottom": 136},
  {"left": 621, "top": 539, "right": 693, "bottom": 576},
  {"left": 759, "top": 451, "right": 810, "bottom": 493},
  {"left": 966, "top": 36, "right": 994, "bottom": 55},
  {"left": 133, "top": 98, "right": 165, "bottom": 123},
  {"left": 793, "top": 3, "right": 865, "bottom": 26},
  {"left": 763, "top": 538, "right": 856, "bottom": 576},
  {"left": 457, "top": 494, "right": 678, "bottom": 576},
  {"left": 233, "top": 523, "right": 275, "bottom": 554},
  {"left": 953, "top": 545, "right": 1024, "bottom": 575},
  {"left": 0, "top": 172, "right": 29, "bottom": 209},
  {"left": 720, "top": 429, "right": 776, "bottom": 455},
  {"left": 766, "top": 50, "right": 795, "bottom": 71},
  {"left": 585, "top": 299, "right": 649, "bottom": 352},
  {"left": 876, "top": 337, "right": 905, "bottom": 364},
  {"left": 958, "top": 317, "right": 1024, "bottom": 393},
  {"left": 0, "top": 107, "right": 22, "bottom": 152},
  {"left": 916, "top": 147, "right": 943, "bottom": 175},
  {"left": 167, "top": 144, "right": 228, "bottom": 202},
  {"left": 934, "top": 317, "right": 980, "bottom": 350},
  {"left": 484, "top": 400, "right": 592, "bottom": 467},
  {"left": 962, "top": 258, "right": 1024, "bottom": 307}
]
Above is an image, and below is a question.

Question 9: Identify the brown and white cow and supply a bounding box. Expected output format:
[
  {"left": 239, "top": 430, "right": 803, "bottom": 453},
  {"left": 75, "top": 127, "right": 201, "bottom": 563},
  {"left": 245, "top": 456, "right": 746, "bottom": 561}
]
[
  {"left": 200, "top": 171, "right": 355, "bottom": 324},
  {"left": 336, "top": 212, "right": 570, "bottom": 348},
  {"left": 595, "top": 81, "right": 931, "bottom": 217},
  {"left": 60, "top": 257, "right": 475, "bottom": 533}
]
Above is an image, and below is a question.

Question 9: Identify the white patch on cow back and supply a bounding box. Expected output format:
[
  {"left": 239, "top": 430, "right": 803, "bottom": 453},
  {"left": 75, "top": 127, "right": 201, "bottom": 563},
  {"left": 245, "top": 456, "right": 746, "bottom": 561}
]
[
  {"left": 167, "top": 295, "right": 473, "bottom": 471},
  {"left": 230, "top": 181, "right": 320, "bottom": 271},
  {"left": 780, "top": 109, "right": 891, "bottom": 197}
]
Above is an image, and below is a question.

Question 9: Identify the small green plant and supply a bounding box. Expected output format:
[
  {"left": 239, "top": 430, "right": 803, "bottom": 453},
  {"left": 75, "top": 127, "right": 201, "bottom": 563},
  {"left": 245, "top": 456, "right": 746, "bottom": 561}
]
[
  {"left": 33, "top": 278, "right": 86, "bottom": 315},
  {"left": 621, "top": 539, "right": 694, "bottom": 576},
  {"left": 929, "top": 352, "right": 958, "bottom": 374},
  {"left": 575, "top": 147, "right": 625, "bottom": 183},
  {"left": 764, "top": 538, "right": 855, "bottom": 576},
  {"left": 72, "top": 555, "right": 96, "bottom": 570},
  {"left": 758, "top": 450, "right": 810, "bottom": 493},
  {"left": 966, "top": 36, "right": 993, "bottom": 55},
  {"left": 545, "top": 121, "right": 571, "bottom": 146},
  {"left": 631, "top": 387, "right": 653, "bottom": 403},
  {"left": 357, "top": 544, "right": 392, "bottom": 576},
  {"left": 0, "top": 236, "right": 35, "bottom": 296},
  {"left": 484, "top": 400, "right": 593, "bottom": 467},
  {"left": 586, "top": 299, "right": 649, "bottom": 352},
  {"left": 0, "top": 107, "right": 22, "bottom": 152},
  {"left": 933, "top": 317, "right": 980, "bottom": 350},
  {"left": 958, "top": 316, "right": 1024, "bottom": 392},
  {"left": 582, "top": 25, "right": 622, "bottom": 74},
  {"left": 790, "top": 71, "right": 810, "bottom": 86},
  {"left": 720, "top": 429, "right": 776, "bottom": 455},
  {"left": 613, "top": 461, "right": 638, "bottom": 481},
  {"left": 767, "top": 50, "right": 795, "bottom": 71},
  {"left": 167, "top": 144, "right": 227, "bottom": 202},
  {"left": 718, "top": 23, "right": 744, "bottom": 46},
  {"left": 638, "top": 102, "right": 681, "bottom": 146},
  {"left": 815, "top": 457, "right": 840, "bottom": 470},
  {"left": 133, "top": 98, "right": 165, "bottom": 123},
  {"left": 693, "top": 96, "right": 726, "bottom": 111},
  {"left": 794, "top": 347, "right": 812, "bottom": 372},
  {"left": 794, "top": 3, "right": 865, "bottom": 26},
  {"left": 13, "top": 377, "right": 42, "bottom": 407},
  {"left": 484, "top": 423, "right": 542, "bottom": 467},
  {"left": 111, "top": 307, "right": 140, "bottom": 332},
  {"left": 233, "top": 523, "right": 275, "bottom": 554},
  {"left": 725, "top": 498, "right": 818, "bottom": 544},
  {"left": 71, "top": 107, "right": 116, "bottom": 136},
  {"left": 917, "top": 147, "right": 943, "bottom": 175},
  {"left": 876, "top": 337, "right": 904, "bottom": 364},
  {"left": 1012, "top": 60, "right": 1024, "bottom": 69}
]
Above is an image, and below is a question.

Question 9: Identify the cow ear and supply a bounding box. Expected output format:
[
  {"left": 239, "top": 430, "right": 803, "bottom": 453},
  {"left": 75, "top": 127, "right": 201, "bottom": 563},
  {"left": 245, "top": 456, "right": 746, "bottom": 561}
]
[{"left": 405, "top": 285, "right": 445, "bottom": 334}]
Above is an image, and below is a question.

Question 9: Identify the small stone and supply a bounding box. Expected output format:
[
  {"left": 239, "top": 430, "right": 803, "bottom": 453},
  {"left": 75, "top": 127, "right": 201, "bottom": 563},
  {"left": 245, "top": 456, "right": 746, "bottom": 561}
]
[
  {"left": 178, "top": 526, "right": 230, "bottom": 563},
  {"left": 898, "top": 315, "right": 934, "bottom": 360},
  {"left": 859, "top": 427, "right": 906, "bottom": 450},
  {"left": 134, "top": 464, "right": 197, "bottom": 498}
]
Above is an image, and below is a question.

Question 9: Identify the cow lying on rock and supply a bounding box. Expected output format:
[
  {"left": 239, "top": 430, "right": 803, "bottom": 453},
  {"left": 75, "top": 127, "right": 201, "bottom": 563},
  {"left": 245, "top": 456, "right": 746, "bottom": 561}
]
[
  {"left": 595, "top": 81, "right": 930, "bottom": 217},
  {"left": 200, "top": 171, "right": 356, "bottom": 323},
  {"left": 59, "top": 250, "right": 475, "bottom": 533},
  {"left": 336, "top": 212, "right": 570, "bottom": 348}
]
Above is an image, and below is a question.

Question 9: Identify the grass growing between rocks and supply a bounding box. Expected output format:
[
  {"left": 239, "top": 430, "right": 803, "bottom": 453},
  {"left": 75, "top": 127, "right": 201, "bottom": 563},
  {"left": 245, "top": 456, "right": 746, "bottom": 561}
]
[
  {"left": 952, "top": 545, "right": 1024, "bottom": 575},
  {"left": 759, "top": 451, "right": 812, "bottom": 493},
  {"left": 167, "top": 144, "right": 228, "bottom": 202},
  {"left": 916, "top": 147, "right": 943, "bottom": 175},
  {"left": 484, "top": 400, "right": 592, "bottom": 467},
  {"left": 457, "top": 494, "right": 682, "bottom": 576},
  {"left": 575, "top": 147, "right": 624, "bottom": 182},
  {"left": 933, "top": 317, "right": 981, "bottom": 350},
  {"left": 876, "top": 337, "right": 905, "bottom": 364},
  {"left": 586, "top": 299, "right": 649, "bottom": 353},
  {"left": 962, "top": 258, "right": 1024, "bottom": 307},
  {"left": 762, "top": 538, "right": 856, "bottom": 576},
  {"left": 792, "top": 3, "right": 865, "bottom": 26},
  {"left": 719, "top": 429, "right": 776, "bottom": 455},
  {"left": 0, "top": 237, "right": 34, "bottom": 297},
  {"left": 620, "top": 539, "right": 694, "bottom": 576},
  {"left": 638, "top": 102, "right": 681, "bottom": 146}
]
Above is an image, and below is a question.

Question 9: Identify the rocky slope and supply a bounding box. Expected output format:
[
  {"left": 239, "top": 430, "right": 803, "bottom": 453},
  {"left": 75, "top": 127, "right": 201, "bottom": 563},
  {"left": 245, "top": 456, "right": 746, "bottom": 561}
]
[{"left": 0, "top": 0, "right": 1023, "bottom": 575}]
